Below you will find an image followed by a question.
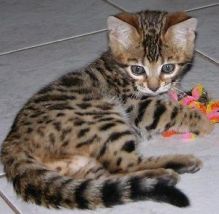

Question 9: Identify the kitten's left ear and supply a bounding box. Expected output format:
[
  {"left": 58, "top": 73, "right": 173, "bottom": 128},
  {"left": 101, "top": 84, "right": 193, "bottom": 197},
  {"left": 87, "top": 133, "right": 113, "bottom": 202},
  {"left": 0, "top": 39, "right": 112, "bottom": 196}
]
[{"left": 164, "top": 12, "right": 198, "bottom": 48}]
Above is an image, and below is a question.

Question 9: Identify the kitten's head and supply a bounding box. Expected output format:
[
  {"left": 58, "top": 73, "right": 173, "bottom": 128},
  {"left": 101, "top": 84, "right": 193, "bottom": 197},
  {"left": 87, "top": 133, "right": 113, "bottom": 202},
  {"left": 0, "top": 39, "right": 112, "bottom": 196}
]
[{"left": 107, "top": 10, "right": 197, "bottom": 95}]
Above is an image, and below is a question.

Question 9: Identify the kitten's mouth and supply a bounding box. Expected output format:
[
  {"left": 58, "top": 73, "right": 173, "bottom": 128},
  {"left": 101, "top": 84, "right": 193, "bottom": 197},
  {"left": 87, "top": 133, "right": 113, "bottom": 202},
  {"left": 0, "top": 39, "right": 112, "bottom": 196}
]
[{"left": 136, "top": 84, "right": 171, "bottom": 96}]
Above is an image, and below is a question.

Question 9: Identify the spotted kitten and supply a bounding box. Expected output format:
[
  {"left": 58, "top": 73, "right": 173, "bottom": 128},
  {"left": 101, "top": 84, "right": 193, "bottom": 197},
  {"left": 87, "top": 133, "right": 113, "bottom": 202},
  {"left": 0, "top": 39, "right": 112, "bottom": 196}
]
[{"left": 1, "top": 10, "right": 214, "bottom": 209}]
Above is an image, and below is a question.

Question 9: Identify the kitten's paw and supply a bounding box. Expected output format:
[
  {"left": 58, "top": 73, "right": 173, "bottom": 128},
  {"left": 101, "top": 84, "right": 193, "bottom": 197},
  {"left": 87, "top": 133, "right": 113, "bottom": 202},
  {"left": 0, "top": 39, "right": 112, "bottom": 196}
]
[
  {"left": 157, "top": 169, "right": 180, "bottom": 186},
  {"left": 166, "top": 155, "right": 203, "bottom": 174},
  {"left": 189, "top": 110, "right": 214, "bottom": 136},
  {"left": 142, "top": 168, "right": 179, "bottom": 186}
]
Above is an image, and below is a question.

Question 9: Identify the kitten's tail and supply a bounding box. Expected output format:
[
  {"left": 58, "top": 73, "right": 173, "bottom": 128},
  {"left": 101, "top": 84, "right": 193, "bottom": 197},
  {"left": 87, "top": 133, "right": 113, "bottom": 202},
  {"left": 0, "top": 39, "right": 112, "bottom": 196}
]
[{"left": 1, "top": 143, "right": 189, "bottom": 209}]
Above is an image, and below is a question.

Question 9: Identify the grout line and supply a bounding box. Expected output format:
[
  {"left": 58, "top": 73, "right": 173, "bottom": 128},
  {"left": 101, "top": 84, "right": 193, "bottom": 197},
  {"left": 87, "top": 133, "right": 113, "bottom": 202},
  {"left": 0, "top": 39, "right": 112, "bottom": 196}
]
[
  {"left": 102, "top": 0, "right": 127, "bottom": 12},
  {"left": 0, "top": 29, "right": 107, "bottom": 57},
  {"left": 186, "top": 3, "right": 219, "bottom": 12},
  {"left": 195, "top": 50, "right": 219, "bottom": 65},
  {"left": 0, "top": 191, "right": 21, "bottom": 214},
  {"left": 0, "top": 174, "right": 6, "bottom": 179}
]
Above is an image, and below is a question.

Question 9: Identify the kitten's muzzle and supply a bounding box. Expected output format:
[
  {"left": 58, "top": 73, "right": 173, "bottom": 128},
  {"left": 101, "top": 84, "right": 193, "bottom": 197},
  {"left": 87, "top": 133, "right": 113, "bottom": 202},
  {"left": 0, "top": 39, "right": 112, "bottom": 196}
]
[{"left": 147, "top": 78, "right": 160, "bottom": 92}]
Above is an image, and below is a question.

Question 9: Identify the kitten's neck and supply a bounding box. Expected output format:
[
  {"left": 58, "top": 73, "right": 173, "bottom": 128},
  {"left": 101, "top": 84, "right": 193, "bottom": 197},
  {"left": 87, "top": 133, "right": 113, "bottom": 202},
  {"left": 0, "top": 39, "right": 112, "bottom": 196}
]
[
  {"left": 99, "top": 50, "right": 133, "bottom": 86},
  {"left": 82, "top": 51, "right": 170, "bottom": 100},
  {"left": 104, "top": 50, "right": 135, "bottom": 92}
]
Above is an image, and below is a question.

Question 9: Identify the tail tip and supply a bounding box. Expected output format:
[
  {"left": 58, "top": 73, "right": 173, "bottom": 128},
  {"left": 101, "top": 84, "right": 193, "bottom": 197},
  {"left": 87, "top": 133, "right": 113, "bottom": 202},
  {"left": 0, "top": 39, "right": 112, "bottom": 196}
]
[{"left": 154, "top": 183, "right": 190, "bottom": 208}]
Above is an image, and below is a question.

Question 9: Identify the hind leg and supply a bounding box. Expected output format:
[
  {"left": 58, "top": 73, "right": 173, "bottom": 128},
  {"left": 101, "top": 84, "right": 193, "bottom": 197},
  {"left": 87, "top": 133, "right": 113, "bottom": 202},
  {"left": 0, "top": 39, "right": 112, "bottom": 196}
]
[
  {"left": 103, "top": 149, "right": 202, "bottom": 175},
  {"left": 44, "top": 155, "right": 179, "bottom": 186},
  {"left": 95, "top": 127, "right": 202, "bottom": 175},
  {"left": 99, "top": 143, "right": 202, "bottom": 175}
]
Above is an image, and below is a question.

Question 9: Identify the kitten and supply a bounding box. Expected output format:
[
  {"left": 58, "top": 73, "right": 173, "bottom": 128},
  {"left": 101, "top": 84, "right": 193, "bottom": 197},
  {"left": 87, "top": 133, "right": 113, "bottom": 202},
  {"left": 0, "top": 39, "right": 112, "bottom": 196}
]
[{"left": 1, "top": 10, "right": 214, "bottom": 209}]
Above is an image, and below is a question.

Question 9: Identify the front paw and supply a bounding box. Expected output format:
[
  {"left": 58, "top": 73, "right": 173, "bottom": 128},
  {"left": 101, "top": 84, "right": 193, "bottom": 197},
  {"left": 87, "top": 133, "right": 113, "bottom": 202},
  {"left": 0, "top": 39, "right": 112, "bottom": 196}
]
[{"left": 189, "top": 110, "right": 214, "bottom": 136}]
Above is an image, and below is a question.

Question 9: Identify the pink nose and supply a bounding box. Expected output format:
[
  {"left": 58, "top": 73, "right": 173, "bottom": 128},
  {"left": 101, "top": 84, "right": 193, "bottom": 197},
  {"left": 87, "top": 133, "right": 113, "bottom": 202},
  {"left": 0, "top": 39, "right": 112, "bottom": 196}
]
[
  {"left": 147, "top": 78, "right": 160, "bottom": 92},
  {"left": 149, "top": 85, "right": 159, "bottom": 92},
  {"left": 147, "top": 82, "right": 159, "bottom": 92}
]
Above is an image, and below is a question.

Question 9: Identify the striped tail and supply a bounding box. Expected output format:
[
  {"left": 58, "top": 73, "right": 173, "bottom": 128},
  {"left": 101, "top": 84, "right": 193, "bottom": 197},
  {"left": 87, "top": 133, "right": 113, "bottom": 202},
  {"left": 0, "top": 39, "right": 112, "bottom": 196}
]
[{"left": 1, "top": 148, "right": 189, "bottom": 209}]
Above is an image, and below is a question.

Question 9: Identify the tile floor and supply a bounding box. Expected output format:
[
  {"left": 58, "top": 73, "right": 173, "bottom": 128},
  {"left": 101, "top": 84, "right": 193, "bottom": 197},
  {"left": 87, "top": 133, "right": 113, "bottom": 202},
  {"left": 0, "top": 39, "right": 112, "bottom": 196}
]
[{"left": 0, "top": 0, "right": 218, "bottom": 213}]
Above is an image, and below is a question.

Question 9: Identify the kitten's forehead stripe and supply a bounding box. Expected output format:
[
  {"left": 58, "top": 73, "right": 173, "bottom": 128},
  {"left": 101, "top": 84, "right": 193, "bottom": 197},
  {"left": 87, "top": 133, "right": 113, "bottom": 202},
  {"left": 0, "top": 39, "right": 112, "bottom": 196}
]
[
  {"left": 127, "top": 58, "right": 138, "bottom": 63},
  {"left": 138, "top": 11, "right": 167, "bottom": 62}
]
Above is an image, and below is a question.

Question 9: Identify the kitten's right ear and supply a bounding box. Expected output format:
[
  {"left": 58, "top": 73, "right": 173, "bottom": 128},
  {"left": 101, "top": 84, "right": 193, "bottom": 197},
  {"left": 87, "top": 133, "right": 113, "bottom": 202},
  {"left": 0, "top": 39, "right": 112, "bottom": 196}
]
[
  {"left": 107, "top": 14, "right": 140, "bottom": 49},
  {"left": 164, "top": 12, "right": 198, "bottom": 49},
  {"left": 107, "top": 13, "right": 142, "bottom": 63}
]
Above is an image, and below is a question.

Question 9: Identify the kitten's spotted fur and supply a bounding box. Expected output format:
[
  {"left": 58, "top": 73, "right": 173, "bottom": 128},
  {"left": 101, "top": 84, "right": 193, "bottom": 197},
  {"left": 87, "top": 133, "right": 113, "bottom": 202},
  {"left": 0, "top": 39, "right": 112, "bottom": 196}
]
[{"left": 1, "top": 10, "right": 214, "bottom": 209}]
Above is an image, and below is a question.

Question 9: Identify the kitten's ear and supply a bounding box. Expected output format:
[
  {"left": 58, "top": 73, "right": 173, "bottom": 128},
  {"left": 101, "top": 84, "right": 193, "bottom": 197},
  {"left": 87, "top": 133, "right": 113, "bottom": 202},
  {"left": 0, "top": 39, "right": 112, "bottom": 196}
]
[
  {"left": 107, "top": 13, "right": 140, "bottom": 49},
  {"left": 107, "top": 13, "right": 142, "bottom": 63},
  {"left": 164, "top": 12, "right": 197, "bottom": 48}
]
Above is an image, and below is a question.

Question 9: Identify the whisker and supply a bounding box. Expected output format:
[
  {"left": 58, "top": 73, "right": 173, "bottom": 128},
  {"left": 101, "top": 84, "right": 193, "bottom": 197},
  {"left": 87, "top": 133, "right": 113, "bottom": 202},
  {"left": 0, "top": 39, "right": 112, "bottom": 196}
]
[
  {"left": 171, "top": 81, "right": 181, "bottom": 86},
  {"left": 172, "top": 81, "right": 181, "bottom": 84},
  {"left": 171, "top": 87, "right": 185, "bottom": 93}
]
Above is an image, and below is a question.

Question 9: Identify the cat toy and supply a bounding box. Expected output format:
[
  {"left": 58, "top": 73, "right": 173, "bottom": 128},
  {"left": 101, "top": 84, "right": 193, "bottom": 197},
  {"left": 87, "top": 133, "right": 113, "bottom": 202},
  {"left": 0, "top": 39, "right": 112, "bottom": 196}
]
[{"left": 162, "top": 84, "right": 219, "bottom": 140}]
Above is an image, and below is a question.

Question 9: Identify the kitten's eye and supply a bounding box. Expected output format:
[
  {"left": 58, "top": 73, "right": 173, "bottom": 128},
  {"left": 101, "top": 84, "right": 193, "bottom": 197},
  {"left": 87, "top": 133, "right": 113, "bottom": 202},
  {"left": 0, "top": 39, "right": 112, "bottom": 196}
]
[
  {"left": 161, "top": 64, "right": 175, "bottom": 74},
  {"left": 131, "top": 65, "right": 145, "bottom": 75}
]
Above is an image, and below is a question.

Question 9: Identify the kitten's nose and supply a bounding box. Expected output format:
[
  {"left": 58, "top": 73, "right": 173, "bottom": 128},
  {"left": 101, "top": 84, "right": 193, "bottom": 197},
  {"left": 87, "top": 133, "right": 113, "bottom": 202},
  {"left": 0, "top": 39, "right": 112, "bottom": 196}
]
[
  {"left": 148, "top": 81, "right": 159, "bottom": 92},
  {"left": 149, "top": 85, "right": 159, "bottom": 92}
]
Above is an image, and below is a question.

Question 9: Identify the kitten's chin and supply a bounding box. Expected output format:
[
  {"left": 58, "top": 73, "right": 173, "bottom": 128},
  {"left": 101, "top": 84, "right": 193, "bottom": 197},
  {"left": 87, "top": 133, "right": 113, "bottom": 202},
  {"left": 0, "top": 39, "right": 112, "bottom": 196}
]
[{"left": 136, "top": 84, "right": 171, "bottom": 96}]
